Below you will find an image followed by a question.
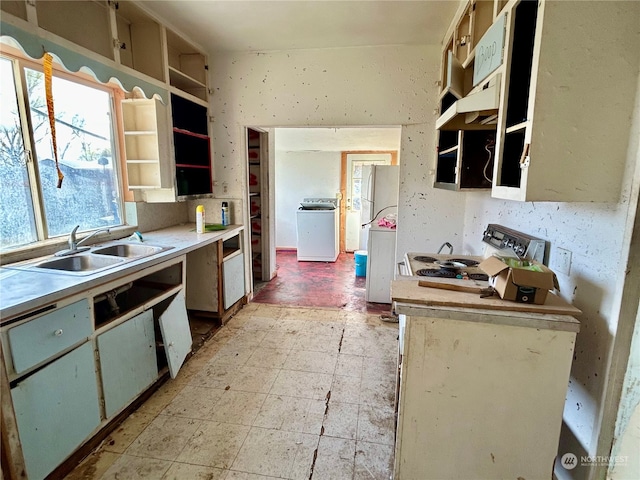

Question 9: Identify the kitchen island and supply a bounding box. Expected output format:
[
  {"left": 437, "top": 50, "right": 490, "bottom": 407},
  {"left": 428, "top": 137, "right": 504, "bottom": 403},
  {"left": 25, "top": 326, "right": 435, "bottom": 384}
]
[{"left": 391, "top": 279, "right": 580, "bottom": 480}]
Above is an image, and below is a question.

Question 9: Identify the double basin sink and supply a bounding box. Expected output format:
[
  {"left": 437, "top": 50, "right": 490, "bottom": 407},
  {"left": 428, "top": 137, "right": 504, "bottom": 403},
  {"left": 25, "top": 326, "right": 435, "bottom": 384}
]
[{"left": 29, "top": 243, "right": 172, "bottom": 275}]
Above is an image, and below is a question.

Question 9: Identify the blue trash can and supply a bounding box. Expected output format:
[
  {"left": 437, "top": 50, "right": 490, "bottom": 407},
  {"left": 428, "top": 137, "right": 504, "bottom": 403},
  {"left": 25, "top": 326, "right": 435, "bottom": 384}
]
[{"left": 355, "top": 250, "right": 367, "bottom": 277}]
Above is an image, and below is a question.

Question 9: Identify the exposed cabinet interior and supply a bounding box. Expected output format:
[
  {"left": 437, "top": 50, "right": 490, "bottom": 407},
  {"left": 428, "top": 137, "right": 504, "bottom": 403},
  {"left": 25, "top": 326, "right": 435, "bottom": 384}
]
[
  {"left": 185, "top": 230, "right": 245, "bottom": 326},
  {"left": 436, "top": 0, "right": 636, "bottom": 202},
  {"left": 0, "top": 0, "right": 27, "bottom": 20},
  {"left": 247, "top": 128, "right": 267, "bottom": 283},
  {"left": 115, "top": 1, "right": 165, "bottom": 82},
  {"left": 35, "top": 0, "right": 114, "bottom": 60},
  {"left": 171, "top": 93, "right": 212, "bottom": 196},
  {"left": 435, "top": 129, "right": 495, "bottom": 190},
  {"left": 93, "top": 261, "right": 182, "bottom": 329},
  {"left": 166, "top": 28, "right": 208, "bottom": 100},
  {"left": 434, "top": 0, "right": 500, "bottom": 192},
  {"left": 121, "top": 98, "right": 171, "bottom": 190}
]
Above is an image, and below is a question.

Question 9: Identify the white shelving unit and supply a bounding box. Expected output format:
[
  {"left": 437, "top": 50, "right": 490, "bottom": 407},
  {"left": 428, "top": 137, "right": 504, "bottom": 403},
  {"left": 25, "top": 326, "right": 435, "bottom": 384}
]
[{"left": 121, "top": 98, "right": 171, "bottom": 190}]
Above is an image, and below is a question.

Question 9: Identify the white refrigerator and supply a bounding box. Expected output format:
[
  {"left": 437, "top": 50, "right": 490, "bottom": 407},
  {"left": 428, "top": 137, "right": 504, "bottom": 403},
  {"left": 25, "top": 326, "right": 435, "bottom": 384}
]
[
  {"left": 360, "top": 165, "right": 399, "bottom": 250},
  {"left": 360, "top": 165, "right": 399, "bottom": 303}
]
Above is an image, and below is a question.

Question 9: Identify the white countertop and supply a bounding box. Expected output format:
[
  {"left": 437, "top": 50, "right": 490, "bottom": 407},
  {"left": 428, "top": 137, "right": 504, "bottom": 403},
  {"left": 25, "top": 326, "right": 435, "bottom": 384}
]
[{"left": 0, "top": 224, "right": 244, "bottom": 322}]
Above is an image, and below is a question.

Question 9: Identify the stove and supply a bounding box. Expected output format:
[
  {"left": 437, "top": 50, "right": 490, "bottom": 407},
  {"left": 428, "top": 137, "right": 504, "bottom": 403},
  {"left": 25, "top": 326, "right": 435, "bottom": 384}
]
[
  {"left": 403, "top": 224, "right": 548, "bottom": 284},
  {"left": 406, "top": 254, "right": 489, "bottom": 282}
]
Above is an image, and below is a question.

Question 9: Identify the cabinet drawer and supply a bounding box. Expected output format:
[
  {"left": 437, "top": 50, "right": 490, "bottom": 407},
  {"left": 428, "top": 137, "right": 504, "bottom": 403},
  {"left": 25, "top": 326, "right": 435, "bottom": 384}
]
[{"left": 8, "top": 299, "right": 92, "bottom": 374}]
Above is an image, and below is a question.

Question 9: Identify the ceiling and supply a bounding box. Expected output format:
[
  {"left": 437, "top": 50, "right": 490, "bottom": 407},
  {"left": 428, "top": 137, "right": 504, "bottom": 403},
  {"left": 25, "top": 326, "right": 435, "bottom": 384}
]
[{"left": 139, "top": 0, "right": 460, "bottom": 53}]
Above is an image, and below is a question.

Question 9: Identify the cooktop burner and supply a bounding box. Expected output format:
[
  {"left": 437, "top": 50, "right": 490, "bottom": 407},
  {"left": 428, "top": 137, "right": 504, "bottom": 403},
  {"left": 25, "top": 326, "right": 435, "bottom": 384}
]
[
  {"left": 413, "top": 256, "right": 437, "bottom": 263},
  {"left": 416, "top": 268, "right": 457, "bottom": 278},
  {"left": 449, "top": 258, "right": 479, "bottom": 267}
]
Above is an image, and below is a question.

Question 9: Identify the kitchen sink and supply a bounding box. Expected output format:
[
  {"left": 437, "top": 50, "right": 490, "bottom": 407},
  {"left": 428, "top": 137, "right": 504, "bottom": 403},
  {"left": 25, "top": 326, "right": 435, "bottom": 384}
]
[
  {"left": 91, "top": 244, "right": 165, "bottom": 258},
  {"left": 35, "top": 255, "right": 125, "bottom": 273}
]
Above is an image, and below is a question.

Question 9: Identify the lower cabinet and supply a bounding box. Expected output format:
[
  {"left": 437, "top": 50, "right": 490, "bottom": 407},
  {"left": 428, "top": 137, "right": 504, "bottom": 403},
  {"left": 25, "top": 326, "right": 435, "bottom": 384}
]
[
  {"left": 97, "top": 310, "right": 158, "bottom": 418},
  {"left": 223, "top": 252, "right": 245, "bottom": 309},
  {"left": 186, "top": 230, "right": 246, "bottom": 320},
  {"left": 2, "top": 256, "right": 192, "bottom": 479},
  {"left": 11, "top": 342, "right": 101, "bottom": 480}
]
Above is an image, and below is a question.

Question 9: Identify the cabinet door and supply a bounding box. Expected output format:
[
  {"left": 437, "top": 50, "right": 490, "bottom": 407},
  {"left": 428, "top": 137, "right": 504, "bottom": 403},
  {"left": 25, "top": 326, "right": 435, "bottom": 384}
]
[
  {"left": 159, "top": 289, "right": 192, "bottom": 379},
  {"left": 223, "top": 253, "right": 245, "bottom": 309},
  {"left": 365, "top": 230, "right": 396, "bottom": 303},
  {"left": 11, "top": 343, "right": 100, "bottom": 480},
  {"left": 98, "top": 310, "right": 158, "bottom": 418}
]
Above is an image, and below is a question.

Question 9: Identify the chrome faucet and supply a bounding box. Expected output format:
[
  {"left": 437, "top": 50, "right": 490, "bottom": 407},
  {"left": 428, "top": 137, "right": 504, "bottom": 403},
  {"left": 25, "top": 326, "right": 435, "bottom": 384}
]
[
  {"left": 55, "top": 225, "right": 110, "bottom": 257},
  {"left": 437, "top": 242, "right": 453, "bottom": 255}
]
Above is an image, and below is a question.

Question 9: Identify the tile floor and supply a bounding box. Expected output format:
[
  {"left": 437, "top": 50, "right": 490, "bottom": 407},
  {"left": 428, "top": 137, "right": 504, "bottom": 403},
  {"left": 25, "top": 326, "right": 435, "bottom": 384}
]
[{"left": 67, "top": 303, "right": 399, "bottom": 480}]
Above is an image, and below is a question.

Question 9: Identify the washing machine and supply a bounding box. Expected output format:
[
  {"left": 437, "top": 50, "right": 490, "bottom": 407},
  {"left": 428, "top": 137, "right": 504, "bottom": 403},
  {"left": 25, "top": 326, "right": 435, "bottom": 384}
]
[{"left": 296, "top": 198, "right": 339, "bottom": 262}]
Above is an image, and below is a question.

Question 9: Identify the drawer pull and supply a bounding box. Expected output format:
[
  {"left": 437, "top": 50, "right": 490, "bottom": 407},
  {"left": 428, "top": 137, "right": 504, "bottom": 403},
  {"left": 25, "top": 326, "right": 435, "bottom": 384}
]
[{"left": 54, "top": 329, "right": 64, "bottom": 337}]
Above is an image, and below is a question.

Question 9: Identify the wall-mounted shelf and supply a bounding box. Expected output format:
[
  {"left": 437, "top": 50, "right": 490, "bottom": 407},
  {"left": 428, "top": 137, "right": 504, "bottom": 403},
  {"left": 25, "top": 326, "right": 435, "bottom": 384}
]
[
  {"left": 171, "top": 93, "right": 212, "bottom": 196},
  {"left": 121, "top": 98, "right": 171, "bottom": 191}
]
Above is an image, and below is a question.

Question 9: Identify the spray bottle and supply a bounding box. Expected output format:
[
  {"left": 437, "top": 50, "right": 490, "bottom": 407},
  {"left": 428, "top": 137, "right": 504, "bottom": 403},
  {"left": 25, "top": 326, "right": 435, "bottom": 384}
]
[
  {"left": 221, "top": 202, "right": 229, "bottom": 226},
  {"left": 196, "top": 205, "right": 205, "bottom": 233}
]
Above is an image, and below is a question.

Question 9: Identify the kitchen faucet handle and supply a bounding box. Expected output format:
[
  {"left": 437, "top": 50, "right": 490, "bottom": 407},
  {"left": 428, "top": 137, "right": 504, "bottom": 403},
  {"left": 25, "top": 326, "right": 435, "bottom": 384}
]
[{"left": 69, "top": 225, "right": 80, "bottom": 248}]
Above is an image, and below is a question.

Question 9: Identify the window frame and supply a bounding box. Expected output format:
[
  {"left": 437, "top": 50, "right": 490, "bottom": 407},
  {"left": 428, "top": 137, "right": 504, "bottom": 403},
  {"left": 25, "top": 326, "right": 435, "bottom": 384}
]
[{"left": 0, "top": 49, "right": 128, "bottom": 255}]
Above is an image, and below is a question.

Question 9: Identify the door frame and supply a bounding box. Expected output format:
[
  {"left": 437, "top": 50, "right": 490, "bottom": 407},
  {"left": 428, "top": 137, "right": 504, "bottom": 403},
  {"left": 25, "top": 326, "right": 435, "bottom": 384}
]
[{"left": 340, "top": 150, "right": 398, "bottom": 253}]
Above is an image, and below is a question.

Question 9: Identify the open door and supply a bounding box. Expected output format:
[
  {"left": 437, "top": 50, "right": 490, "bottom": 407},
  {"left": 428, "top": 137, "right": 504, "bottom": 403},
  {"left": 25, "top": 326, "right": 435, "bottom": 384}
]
[
  {"left": 341, "top": 151, "right": 398, "bottom": 252},
  {"left": 158, "top": 289, "right": 191, "bottom": 379}
]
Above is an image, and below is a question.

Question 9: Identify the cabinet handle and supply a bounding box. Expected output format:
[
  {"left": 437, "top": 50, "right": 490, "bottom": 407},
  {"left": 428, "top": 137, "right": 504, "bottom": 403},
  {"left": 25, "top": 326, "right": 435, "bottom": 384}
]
[{"left": 54, "top": 329, "right": 63, "bottom": 337}]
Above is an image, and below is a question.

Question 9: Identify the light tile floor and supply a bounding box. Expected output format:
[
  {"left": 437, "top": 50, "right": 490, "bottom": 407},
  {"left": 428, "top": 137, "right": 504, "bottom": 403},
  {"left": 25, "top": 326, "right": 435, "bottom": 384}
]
[{"left": 66, "top": 303, "right": 399, "bottom": 480}]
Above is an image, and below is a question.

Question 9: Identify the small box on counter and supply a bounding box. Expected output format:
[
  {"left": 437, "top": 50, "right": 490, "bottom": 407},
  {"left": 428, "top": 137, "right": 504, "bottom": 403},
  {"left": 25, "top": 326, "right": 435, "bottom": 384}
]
[{"left": 479, "top": 256, "right": 559, "bottom": 304}]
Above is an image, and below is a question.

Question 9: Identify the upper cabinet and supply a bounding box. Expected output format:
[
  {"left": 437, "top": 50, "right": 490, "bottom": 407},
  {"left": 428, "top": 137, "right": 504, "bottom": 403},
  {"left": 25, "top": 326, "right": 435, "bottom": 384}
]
[
  {"left": 172, "top": 93, "right": 212, "bottom": 196},
  {"left": 435, "top": 0, "right": 638, "bottom": 202},
  {"left": 35, "top": 0, "right": 114, "bottom": 60},
  {"left": 114, "top": 1, "right": 165, "bottom": 83},
  {"left": 491, "top": 0, "right": 635, "bottom": 202},
  {"left": 1, "top": 1, "right": 208, "bottom": 102},
  {"left": 166, "top": 29, "right": 208, "bottom": 101}
]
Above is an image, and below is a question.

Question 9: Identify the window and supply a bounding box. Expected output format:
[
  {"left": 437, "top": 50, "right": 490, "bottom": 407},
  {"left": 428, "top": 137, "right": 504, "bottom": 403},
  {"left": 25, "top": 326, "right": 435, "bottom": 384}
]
[{"left": 0, "top": 54, "right": 123, "bottom": 250}]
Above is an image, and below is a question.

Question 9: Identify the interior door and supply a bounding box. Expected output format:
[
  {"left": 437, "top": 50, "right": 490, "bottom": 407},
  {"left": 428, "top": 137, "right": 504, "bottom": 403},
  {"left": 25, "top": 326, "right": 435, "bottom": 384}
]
[{"left": 342, "top": 153, "right": 395, "bottom": 252}]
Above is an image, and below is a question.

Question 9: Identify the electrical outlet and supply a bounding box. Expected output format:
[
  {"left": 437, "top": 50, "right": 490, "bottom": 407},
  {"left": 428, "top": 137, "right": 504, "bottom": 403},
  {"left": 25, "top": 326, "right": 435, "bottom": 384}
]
[{"left": 555, "top": 247, "right": 572, "bottom": 275}]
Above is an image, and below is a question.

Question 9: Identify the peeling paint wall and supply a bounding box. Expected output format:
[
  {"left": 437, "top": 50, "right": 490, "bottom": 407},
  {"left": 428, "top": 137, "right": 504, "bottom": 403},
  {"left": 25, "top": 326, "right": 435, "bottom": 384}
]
[{"left": 209, "top": 45, "right": 466, "bottom": 261}]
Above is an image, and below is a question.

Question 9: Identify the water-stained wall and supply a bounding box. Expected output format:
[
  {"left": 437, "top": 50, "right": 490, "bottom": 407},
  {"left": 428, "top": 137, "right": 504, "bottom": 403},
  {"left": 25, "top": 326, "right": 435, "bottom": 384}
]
[{"left": 209, "top": 45, "right": 467, "bottom": 261}]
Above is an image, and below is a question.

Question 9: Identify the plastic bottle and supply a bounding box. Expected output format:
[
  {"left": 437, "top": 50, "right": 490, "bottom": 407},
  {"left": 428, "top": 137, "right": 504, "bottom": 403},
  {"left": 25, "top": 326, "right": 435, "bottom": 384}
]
[
  {"left": 196, "top": 205, "right": 205, "bottom": 233},
  {"left": 221, "top": 201, "right": 229, "bottom": 226}
]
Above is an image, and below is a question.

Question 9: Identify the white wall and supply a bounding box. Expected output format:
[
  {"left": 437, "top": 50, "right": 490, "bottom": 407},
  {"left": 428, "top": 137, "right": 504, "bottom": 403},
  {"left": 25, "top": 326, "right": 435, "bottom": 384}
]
[
  {"left": 209, "top": 45, "right": 467, "bottom": 263},
  {"left": 274, "top": 150, "right": 341, "bottom": 248}
]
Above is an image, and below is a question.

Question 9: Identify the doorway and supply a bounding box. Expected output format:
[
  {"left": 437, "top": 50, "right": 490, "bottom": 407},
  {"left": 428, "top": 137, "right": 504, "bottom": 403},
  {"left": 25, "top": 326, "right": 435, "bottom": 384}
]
[
  {"left": 341, "top": 151, "right": 399, "bottom": 253},
  {"left": 249, "top": 126, "right": 401, "bottom": 299}
]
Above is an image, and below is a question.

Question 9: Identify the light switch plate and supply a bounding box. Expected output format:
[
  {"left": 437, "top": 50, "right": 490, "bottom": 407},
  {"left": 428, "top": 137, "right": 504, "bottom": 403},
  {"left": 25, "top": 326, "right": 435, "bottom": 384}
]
[{"left": 555, "top": 247, "right": 572, "bottom": 275}]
